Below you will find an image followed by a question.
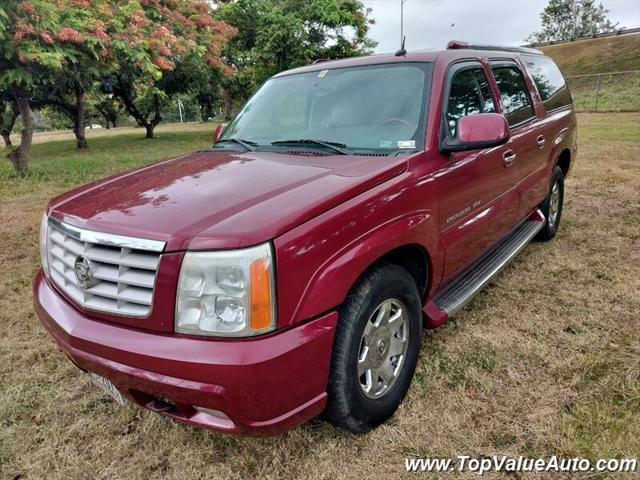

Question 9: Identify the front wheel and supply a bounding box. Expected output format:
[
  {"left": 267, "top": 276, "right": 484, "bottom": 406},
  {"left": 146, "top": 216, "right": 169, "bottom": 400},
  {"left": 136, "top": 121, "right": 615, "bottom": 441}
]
[
  {"left": 537, "top": 166, "right": 564, "bottom": 241},
  {"left": 324, "top": 263, "right": 423, "bottom": 433}
]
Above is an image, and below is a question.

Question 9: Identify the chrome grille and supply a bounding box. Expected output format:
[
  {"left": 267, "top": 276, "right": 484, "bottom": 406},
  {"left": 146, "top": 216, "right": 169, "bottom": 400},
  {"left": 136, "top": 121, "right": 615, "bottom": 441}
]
[{"left": 46, "top": 218, "right": 165, "bottom": 317}]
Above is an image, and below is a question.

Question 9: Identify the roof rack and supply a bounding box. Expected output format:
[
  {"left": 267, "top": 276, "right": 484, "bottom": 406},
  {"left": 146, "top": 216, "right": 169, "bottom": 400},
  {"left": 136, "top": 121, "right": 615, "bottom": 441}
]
[{"left": 447, "top": 40, "right": 543, "bottom": 55}]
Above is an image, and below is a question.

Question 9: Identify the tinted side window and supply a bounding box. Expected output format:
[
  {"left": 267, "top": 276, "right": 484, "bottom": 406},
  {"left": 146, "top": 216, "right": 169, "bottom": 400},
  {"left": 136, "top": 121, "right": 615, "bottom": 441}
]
[
  {"left": 446, "top": 67, "right": 496, "bottom": 136},
  {"left": 523, "top": 54, "right": 573, "bottom": 111},
  {"left": 491, "top": 65, "right": 535, "bottom": 127}
]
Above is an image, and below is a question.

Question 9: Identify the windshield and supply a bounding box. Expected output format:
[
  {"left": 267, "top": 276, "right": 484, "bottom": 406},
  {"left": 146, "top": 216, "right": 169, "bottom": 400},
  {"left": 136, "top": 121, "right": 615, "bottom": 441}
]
[{"left": 220, "top": 62, "right": 432, "bottom": 151}]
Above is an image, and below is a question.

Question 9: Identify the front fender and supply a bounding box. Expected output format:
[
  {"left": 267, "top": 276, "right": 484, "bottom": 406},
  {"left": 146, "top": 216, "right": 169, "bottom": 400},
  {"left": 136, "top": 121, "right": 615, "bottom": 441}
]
[{"left": 274, "top": 172, "right": 441, "bottom": 328}]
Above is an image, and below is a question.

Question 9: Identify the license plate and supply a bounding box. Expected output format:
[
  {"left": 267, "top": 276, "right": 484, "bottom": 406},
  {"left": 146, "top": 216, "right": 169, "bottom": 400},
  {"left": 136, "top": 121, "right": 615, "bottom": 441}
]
[{"left": 88, "top": 372, "right": 125, "bottom": 405}]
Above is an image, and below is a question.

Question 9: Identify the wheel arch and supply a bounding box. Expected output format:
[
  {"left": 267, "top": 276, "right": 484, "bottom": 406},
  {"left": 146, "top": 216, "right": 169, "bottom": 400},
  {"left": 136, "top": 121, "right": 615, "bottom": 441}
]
[
  {"left": 555, "top": 148, "right": 571, "bottom": 177},
  {"left": 281, "top": 211, "right": 440, "bottom": 325},
  {"left": 372, "top": 243, "right": 431, "bottom": 299}
]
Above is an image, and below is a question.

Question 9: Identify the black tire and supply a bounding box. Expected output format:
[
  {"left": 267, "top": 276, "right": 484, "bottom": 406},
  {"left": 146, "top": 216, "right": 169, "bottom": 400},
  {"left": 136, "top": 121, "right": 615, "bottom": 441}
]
[
  {"left": 324, "top": 262, "right": 423, "bottom": 433},
  {"left": 536, "top": 166, "right": 564, "bottom": 241}
]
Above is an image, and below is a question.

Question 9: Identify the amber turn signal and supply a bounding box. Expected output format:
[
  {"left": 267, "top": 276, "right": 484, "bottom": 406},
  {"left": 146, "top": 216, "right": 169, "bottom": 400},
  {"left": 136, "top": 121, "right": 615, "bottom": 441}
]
[{"left": 250, "top": 258, "right": 273, "bottom": 331}]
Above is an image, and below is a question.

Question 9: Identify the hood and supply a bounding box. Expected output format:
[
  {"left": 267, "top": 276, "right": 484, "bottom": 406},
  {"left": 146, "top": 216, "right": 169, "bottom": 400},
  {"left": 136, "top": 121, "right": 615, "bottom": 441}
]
[{"left": 49, "top": 150, "right": 408, "bottom": 250}]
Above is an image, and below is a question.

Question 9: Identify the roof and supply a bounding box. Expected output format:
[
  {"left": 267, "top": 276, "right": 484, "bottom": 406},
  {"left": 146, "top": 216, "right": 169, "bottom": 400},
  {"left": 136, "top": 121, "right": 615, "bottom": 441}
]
[{"left": 274, "top": 42, "right": 542, "bottom": 78}]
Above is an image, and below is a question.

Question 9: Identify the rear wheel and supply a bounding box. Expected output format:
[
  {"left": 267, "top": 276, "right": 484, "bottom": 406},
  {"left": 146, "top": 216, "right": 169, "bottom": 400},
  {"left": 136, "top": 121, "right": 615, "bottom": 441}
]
[
  {"left": 537, "top": 166, "right": 564, "bottom": 241},
  {"left": 324, "top": 263, "right": 422, "bottom": 433}
]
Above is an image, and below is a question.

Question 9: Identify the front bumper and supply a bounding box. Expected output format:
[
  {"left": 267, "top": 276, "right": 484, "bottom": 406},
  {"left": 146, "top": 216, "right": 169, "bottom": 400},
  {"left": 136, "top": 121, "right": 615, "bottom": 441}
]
[{"left": 33, "top": 270, "right": 338, "bottom": 435}]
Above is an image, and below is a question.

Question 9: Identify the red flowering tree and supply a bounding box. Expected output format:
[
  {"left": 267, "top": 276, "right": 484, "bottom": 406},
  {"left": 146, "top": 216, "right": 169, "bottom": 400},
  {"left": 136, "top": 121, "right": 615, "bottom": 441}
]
[
  {"left": 0, "top": 0, "right": 133, "bottom": 169},
  {"left": 110, "top": 1, "right": 235, "bottom": 139},
  {"left": 0, "top": 0, "right": 233, "bottom": 174}
]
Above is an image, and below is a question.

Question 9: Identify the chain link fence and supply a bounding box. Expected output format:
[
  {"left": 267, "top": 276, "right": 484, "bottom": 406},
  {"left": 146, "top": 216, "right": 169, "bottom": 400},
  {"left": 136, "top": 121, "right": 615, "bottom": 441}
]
[{"left": 565, "top": 70, "right": 640, "bottom": 112}]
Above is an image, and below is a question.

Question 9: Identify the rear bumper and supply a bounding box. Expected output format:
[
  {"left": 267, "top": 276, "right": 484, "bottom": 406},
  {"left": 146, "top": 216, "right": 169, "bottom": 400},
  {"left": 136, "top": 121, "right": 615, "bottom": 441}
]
[{"left": 33, "top": 270, "right": 338, "bottom": 435}]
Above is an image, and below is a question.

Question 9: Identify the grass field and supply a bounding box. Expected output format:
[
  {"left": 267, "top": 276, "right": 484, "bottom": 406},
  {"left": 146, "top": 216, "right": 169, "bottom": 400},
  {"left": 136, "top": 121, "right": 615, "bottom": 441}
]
[
  {"left": 8, "top": 122, "right": 211, "bottom": 146},
  {"left": 1, "top": 114, "right": 639, "bottom": 479},
  {"left": 540, "top": 35, "right": 640, "bottom": 76},
  {"left": 540, "top": 34, "right": 640, "bottom": 113}
]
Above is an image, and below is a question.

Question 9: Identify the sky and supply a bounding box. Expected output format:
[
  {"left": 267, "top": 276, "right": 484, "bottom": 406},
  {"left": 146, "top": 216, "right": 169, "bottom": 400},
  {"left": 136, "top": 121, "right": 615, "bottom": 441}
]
[{"left": 361, "top": 0, "right": 640, "bottom": 53}]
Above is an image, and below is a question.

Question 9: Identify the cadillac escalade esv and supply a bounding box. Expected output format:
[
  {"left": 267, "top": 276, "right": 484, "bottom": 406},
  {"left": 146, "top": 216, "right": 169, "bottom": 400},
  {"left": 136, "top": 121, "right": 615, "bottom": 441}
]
[{"left": 34, "top": 41, "right": 577, "bottom": 434}]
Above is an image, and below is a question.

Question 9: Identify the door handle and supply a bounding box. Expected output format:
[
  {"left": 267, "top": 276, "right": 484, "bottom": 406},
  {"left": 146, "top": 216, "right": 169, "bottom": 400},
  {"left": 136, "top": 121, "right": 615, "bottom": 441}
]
[
  {"left": 536, "top": 135, "right": 546, "bottom": 149},
  {"left": 503, "top": 151, "right": 517, "bottom": 167}
]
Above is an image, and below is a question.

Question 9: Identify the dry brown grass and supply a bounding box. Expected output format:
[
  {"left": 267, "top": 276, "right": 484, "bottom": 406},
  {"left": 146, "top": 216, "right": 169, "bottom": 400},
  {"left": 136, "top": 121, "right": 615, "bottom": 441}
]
[{"left": 1, "top": 113, "right": 639, "bottom": 479}]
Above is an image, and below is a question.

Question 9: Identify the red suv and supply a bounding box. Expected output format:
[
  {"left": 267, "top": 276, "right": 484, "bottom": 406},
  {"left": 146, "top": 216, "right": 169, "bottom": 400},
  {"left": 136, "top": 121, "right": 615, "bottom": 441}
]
[{"left": 34, "top": 42, "right": 577, "bottom": 434}]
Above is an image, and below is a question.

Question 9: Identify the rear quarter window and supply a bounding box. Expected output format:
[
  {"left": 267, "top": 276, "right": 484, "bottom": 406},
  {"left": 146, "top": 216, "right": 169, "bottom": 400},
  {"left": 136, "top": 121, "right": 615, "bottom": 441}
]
[{"left": 523, "top": 54, "right": 573, "bottom": 112}]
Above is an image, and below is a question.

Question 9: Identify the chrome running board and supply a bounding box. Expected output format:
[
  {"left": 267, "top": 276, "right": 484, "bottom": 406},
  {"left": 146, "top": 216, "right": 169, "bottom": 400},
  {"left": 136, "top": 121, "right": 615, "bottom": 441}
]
[{"left": 433, "top": 210, "right": 545, "bottom": 316}]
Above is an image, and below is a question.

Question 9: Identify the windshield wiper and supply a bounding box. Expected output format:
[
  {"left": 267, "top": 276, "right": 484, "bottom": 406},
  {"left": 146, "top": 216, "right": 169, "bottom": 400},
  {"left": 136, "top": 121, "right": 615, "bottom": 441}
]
[
  {"left": 213, "top": 138, "right": 257, "bottom": 151},
  {"left": 271, "top": 139, "right": 352, "bottom": 155}
]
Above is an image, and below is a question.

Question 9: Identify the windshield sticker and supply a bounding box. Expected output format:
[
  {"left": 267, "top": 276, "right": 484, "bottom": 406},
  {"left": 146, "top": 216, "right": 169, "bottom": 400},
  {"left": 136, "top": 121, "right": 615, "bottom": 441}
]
[
  {"left": 397, "top": 140, "right": 416, "bottom": 149},
  {"left": 318, "top": 70, "right": 328, "bottom": 78},
  {"left": 379, "top": 140, "right": 393, "bottom": 148}
]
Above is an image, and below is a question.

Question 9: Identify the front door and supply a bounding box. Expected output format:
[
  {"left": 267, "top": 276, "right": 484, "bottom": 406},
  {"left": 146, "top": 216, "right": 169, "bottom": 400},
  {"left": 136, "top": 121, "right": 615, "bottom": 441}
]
[{"left": 434, "top": 61, "right": 520, "bottom": 283}]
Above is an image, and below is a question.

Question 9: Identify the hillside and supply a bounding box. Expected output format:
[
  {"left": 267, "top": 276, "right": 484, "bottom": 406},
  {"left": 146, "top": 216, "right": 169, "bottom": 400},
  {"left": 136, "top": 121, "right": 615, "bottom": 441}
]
[
  {"left": 539, "top": 34, "right": 639, "bottom": 112},
  {"left": 539, "top": 33, "right": 640, "bottom": 76}
]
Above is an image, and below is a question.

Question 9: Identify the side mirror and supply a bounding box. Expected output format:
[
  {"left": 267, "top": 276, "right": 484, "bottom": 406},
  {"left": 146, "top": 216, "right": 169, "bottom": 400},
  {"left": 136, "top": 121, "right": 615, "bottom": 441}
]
[
  {"left": 441, "top": 113, "right": 510, "bottom": 153},
  {"left": 213, "top": 122, "right": 229, "bottom": 143}
]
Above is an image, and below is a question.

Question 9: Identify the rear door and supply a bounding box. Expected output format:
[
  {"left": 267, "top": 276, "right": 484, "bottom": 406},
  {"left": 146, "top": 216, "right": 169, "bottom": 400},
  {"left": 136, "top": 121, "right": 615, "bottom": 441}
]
[
  {"left": 520, "top": 54, "right": 575, "bottom": 211},
  {"left": 434, "top": 61, "right": 520, "bottom": 282},
  {"left": 489, "top": 60, "right": 545, "bottom": 220}
]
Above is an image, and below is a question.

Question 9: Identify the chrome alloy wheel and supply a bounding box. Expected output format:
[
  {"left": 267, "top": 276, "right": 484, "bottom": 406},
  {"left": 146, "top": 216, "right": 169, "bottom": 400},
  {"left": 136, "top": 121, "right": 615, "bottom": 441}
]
[
  {"left": 357, "top": 298, "right": 410, "bottom": 399},
  {"left": 549, "top": 180, "right": 560, "bottom": 227}
]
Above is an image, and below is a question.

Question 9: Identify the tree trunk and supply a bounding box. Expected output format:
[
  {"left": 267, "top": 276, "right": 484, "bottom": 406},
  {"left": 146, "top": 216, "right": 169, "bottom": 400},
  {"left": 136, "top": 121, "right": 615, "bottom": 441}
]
[
  {"left": 0, "top": 101, "right": 18, "bottom": 147},
  {"left": 223, "top": 87, "right": 233, "bottom": 121},
  {"left": 73, "top": 87, "right": 88, "bottom": 149},
  {"left": 113, "top": 76, "right": 161, "bottom": 140},
  {"left": 200, "top": 101, "right": 214, "bottom": 123},
  {"left": 144, "top": 95, "right": 162, "bottom": 139},
  {"left": 7, "top": 86, "right": 34, "bottom": 176}
]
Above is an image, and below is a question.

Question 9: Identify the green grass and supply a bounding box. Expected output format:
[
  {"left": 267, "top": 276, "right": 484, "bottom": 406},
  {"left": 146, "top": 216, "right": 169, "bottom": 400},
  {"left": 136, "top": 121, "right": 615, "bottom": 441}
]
[
  {"left": 0, "top": 127, "right": 213, "bottom": 198},
  {"left": 540, "top": 34, "right": 640, "bottom": 76},
  {"left": 540, "top": 34, "right": 640, "bottom": 113},
  {"left": 1, "top": 116, "right": 639, "bottom": 479},
  {"left": 566, "top": 71, "right": 640, "bottom": 112}
]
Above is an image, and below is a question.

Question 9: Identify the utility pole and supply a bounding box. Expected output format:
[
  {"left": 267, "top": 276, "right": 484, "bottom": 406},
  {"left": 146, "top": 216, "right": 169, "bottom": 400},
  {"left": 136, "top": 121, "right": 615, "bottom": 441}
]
[{"left": 572, "top": 0, "right": 583, "bottom": 39}]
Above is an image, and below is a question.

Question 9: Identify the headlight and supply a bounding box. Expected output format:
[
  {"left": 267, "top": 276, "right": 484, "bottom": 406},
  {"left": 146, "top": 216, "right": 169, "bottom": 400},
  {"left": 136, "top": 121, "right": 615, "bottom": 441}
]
[
  {"left": 175, "top": 242, "right": 276, "bottom": 337},
  {"left": 39, "top": 214, "right": 50, "bottom": 278}
]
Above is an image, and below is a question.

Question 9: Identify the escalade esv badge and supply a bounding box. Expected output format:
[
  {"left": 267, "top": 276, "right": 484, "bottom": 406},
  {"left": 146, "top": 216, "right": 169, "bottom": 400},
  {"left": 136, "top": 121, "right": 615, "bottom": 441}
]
[{"left": 74, "top": 255, "right": 98, "bottom": 289}]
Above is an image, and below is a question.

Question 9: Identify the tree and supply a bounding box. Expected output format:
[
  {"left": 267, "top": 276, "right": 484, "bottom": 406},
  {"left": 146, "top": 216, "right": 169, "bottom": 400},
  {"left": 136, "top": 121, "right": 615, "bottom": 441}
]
[
  {"left": 0, "top": 0, "right": 68, "bottom": 174},
  {"left": 0, "top": 0, "right": 132, "bottom": 172},
  {"left": 109, "top": 1, "right": 235, "bottom": 138},
  {"left": 34, "top": 71, "right": 95, "bottom": 149},
  {"left": 218, "top": 0, "right": 376, "bottom": 119},
  {"left": 0, "top": 93, "right": 19, "bottom": 147},
  {"left": 90, "top": 92, "right": 122, "bottom": 129},
  {"left": 526, "top": 0, "right": 619, "bottom": 44},
  {"left": 0, "top": 1, "right": 233, "bottom": 173}
]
